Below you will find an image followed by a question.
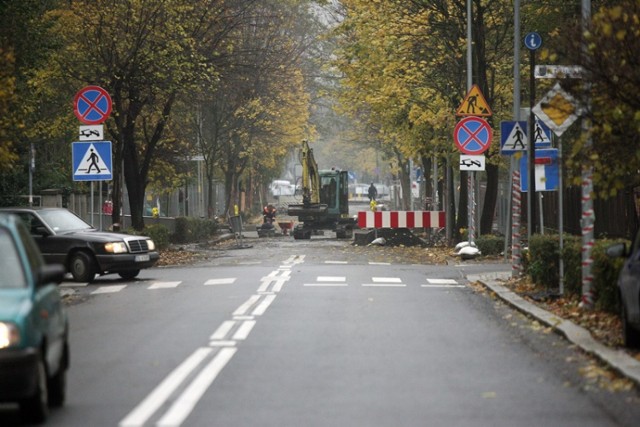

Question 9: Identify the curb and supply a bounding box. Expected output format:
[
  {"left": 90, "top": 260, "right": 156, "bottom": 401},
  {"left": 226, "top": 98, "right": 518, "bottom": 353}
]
[{"left": 468, "top": 272, "right": 640, "bottom": 388}]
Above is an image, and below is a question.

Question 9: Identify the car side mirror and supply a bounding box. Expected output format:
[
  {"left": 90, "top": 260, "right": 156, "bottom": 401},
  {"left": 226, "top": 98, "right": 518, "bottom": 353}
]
[
  {"left": 37, "top": 264, "right": 66, "bottom": 286},
  {"left": 606, "top": 242, "right": 627, "bottom": 259},
  {"left": 32, "top": 225, "right": 50, "bottom": 237}
]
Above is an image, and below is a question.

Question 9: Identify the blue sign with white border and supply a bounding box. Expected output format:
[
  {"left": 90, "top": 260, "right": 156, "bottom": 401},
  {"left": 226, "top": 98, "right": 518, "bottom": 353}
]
[
  {"left": 72, "top": 141, "right": 112, "bottom": 181},
  {"left": 524, "top": 32, "right": 542, "bottom": 50},
  {"left": 519, "top": 148, "right": 559, "bottom": 192}
]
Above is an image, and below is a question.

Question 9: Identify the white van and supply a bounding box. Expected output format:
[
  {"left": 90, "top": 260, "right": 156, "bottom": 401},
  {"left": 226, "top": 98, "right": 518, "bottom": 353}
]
[{"left": 270, "top": 180, "right": 295, "bottom": 196}]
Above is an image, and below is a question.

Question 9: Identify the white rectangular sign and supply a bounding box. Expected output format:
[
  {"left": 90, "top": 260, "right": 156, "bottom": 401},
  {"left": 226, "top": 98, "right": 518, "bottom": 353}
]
[
  {"left": 79, "top": 125, "right": 104, "bottom": 141},
  {"left": 460, "top": 155, "right": 485, "bottom": 171}
]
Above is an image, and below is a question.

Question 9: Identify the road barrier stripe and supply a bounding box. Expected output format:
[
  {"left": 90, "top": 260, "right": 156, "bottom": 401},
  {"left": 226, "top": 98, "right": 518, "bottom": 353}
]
[{"left": 358, "top": 211, "right": 445, "bottom": 229}]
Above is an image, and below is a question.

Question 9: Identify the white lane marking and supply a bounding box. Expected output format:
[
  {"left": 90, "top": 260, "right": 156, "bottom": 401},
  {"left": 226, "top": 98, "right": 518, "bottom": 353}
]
[
  {"left": 232, "top": 320, "right": 256, "bottom": 341},
  {"left": 91, "top": 285, "right": 127, "bottom": 294},
  {"left": 372, "top": 277, "right": 402, "bottom": 283},
  {"left": 422, "top": 284, "right": 466, "bottom": 288},
  {"left": 208, "top": 340, "right": 236, "bottom": 347},
  {"left": 156, "top": 347, "right": 237, "bottom": 427},
  {"left": 252, "top": 294, "right": 276, "bottom": 316},
  {"left": 232, "top": 295, "right": 261, "bottom": 316},
  {"left": 304, "top": 283, "right": 348, "bottom": 287},
  {"left": 118, "top": 347, "right": 212, "bottom": 427},
  {"left": 318, "top": 276, "right": 346, "bottom": 282},
  {"left": 238, "top": 261, "right": 261, "bottom": 265},
  {"left": 362, "top": 283, "right": 406, "bottom": 287},
  {"left": 233, "top": 315, "right": 254, "bottom": 321},
  {"left": 427, "top": 279, "right": 458, "bottom": 284},
  {"left": 369, "top": 262, "right": 390, "bottom": 265},
  {"left": 325, "top": 260, "right": 348, "bottom": 264},
  {"left": 148, "top": 281, "right": 181, "bottom": 290},
  {"left": 204, "top": 278, "right": 236, "bottom": 286},
  {"left": 210, "top": 321, "right": 236, "bottom": 341},
  {"left": 272, "top": 279, "right": 287, "bottom": 293}
]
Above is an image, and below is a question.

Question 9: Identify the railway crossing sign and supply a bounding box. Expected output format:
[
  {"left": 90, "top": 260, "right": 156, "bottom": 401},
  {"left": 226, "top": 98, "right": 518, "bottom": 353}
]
[
  {"left": 456, "top": 84, "right": 492, "bottom": 117},
  {"left": 454, "top": 116, "right": 493, "bottom": 155},
  {"left": 73, "top": 86, "right": 112, "bottom": 125},
  {"left": 519, "top": 148, "right": 559, "bottom": 192},
  {"left": 72, "top": 141, "right": 112, "bottom": 181}
]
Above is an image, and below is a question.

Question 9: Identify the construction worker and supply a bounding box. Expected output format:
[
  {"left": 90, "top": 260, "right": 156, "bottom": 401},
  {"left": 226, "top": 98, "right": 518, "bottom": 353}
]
[
  {"left": 262, "top": 204, "right": 276, "bottom": 226},
  {"left": 370, "top": 198, "right": 378, "bottom": 212}
]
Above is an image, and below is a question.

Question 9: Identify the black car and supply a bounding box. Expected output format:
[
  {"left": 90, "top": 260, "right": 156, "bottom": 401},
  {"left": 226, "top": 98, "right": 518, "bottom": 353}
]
[
  {"left": 607, "top": 231, "right": 640, "bottom": 348},
  {"left": 0, "top": 207, "right": 159, "bottom": 282}
]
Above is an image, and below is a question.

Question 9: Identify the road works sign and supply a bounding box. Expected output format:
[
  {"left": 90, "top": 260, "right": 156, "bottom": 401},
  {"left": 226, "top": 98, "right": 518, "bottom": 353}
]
[
  {"left": 73, "top": 86, "right": 112, "bottom": 125},
  {"left": 456, "top": 84, "right": 492, "bottom": 117},
  {"left": 454, "top": 116, "right": 492, "bottom": 155},
  {"left": 532, "top": 83, "right": 581, "bottom": 137},
  {"left": 72, "top": 141, "right": 112, "bottom": 181}
]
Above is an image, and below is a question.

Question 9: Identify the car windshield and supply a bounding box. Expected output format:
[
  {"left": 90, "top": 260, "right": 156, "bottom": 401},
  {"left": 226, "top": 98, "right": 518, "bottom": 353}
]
[
  {"left": 38, "top": 209, "right": 94, "bottom": 233},
  {"left": 0, "top": 228, "right": 27, "bottom": 289}
]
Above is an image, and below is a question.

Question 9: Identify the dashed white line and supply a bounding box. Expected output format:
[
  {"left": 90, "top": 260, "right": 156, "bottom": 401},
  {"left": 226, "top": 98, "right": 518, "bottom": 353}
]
[
  {"left": 318, "top": 276, "right": 346, "bottom": 282},
  {"left": 372, "top": 277, "right": 402, "bottom": 283},
  {"left": 210, "top": 321, "right": 236, "bottom": 341},
  {"left": 233, "top": 295, "right": 261, "bottom": 316},
  {"left": 252, "top": 294, "right": 277, "bottom": 316},
  {"left": 232, "top": 320, "right": 256, "bottom": 340},
  {"left": 325, "top": 260, "right": 348, "bottom": 264}
]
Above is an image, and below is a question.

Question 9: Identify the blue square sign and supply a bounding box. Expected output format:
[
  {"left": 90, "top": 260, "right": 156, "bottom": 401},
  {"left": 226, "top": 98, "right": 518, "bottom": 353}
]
[{"left": 72, "top": 141, "right": 112, "bottom": 181}]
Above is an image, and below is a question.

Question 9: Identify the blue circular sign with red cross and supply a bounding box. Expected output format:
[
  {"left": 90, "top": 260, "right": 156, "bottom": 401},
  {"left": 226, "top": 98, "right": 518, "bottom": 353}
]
[
  {"left": 453, "top": 116, "right": 493, "bottom": 155},
  {"left": 73, "top": 86, "right": 112, "bottom": 125}
]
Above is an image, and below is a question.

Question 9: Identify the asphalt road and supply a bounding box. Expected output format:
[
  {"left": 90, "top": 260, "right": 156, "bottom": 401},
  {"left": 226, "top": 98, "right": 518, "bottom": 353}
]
[{"left": 3, "top": 234, "right": 640, "bottom": 426}]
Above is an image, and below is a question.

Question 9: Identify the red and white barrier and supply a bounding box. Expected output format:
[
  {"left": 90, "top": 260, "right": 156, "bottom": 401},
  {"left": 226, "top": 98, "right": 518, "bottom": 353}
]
[{"left": 358, "top": 211, "right": 445, "bottom": 229}]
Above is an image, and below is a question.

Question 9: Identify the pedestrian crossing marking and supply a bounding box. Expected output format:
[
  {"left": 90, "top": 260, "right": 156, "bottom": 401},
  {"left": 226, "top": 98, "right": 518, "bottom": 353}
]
[
  {"left": 204, "top": 278, "right": 236, "bottom": 286},
  {"left": 148, "top": 281, "right": 181, "bottom": 289},
  {"left": 91, "top": 285, "right": 127, "bottom": 294}
]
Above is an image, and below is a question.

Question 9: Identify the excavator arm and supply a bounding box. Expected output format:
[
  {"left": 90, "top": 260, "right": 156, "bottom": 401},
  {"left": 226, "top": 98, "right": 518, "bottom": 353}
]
[{"left": 300, "top": 139, "right": 320, "bottom": 207}]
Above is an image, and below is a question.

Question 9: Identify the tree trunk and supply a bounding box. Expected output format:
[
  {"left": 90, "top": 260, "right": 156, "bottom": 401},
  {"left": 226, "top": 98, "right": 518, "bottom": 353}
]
[{"left": 481, "top": 162, "right": 499, "bottom": 234}]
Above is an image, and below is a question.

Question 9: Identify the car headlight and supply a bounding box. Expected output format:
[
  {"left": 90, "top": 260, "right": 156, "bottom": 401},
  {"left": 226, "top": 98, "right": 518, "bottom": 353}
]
[
  {"left": 105, "top": 241, "right": 128, "bottom": 254},
  {"left": 146, "top": 239, "right": 156, "bottom": 251},
  {"left": 0, "top": 322, "right": 20, "bottom": 349}
]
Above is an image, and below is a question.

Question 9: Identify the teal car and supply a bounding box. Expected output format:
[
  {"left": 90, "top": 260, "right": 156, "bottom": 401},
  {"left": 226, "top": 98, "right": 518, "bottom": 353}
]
[{"left": 0, "top": 213, "right": 68, "bottom": 423}]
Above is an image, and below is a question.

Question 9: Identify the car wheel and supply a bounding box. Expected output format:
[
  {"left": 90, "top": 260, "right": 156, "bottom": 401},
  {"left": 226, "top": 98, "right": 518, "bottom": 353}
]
[
  {"left": 20, "top": 356, "right": 48, "bottom": 423},
  {"left": 118, "top": 269, "right": 140, "bottom": 280},
  {"left": 622, "top": 302, "right": 640, "bottom": 348},
  {"left": 70, "top": 252, "right": 96, "bottom": 282},
  {"left": 48, "top": 342, "right": 69, "bottom": 407}
]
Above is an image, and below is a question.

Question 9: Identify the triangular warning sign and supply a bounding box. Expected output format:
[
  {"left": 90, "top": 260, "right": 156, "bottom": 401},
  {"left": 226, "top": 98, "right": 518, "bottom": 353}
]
[
  {"left": 74, "top": 143, "right": 110, "bottom": 175},
  {"left": 506, "top": 122, "right": 528, "bottom": 151},
  {"left": 456, "top": 84, "right": 493, "bottom": 117}
]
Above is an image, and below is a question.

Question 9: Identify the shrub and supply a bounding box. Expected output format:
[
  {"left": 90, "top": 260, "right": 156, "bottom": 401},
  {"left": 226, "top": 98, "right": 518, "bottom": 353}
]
[
  {"left": 475, "top": 234, "right": 504, "bottom": 256},
  {"left": 171, "top": 217, "right": 218, "bottom": 244},
  {"left": 527, "top": 234, "right": 561, "bottom": 288},
  {"left": 143, "top": 224, "right": 170, "bottom": 251},
  {"left": 592, "top": 238, "right": 627, "bottom": 313}
]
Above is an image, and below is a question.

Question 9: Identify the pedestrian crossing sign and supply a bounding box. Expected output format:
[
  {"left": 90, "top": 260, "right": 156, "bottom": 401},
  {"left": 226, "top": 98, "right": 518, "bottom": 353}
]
[
  {"left": 456, "top": 84, "right": 492, "bottom": 117},
  {"left": 500, "top": 121, "right": 528, "bottom": 154},
  {"left": 72, "top": 141, "right": 112, "bottom": 181}
]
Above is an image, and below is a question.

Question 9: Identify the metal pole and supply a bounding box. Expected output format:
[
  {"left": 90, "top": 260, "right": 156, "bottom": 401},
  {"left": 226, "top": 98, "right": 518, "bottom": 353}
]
[
  {"left": 580, "top": 0, "right": 595, "bottom": 308},
  {"left": 528, "top": 49, "right": 537, "bottom": 240},
  {"left": 29, "top": 143, "right": 35, "bottom": 207},
  {"left": 508, "top": 0, "right": 523, "bottom": 274},
  {"left": 559, "top": 135, "right": 565, "bottom": 295},
  {"left": 467, "top": 0, "right": 474, "bottom": 244}
]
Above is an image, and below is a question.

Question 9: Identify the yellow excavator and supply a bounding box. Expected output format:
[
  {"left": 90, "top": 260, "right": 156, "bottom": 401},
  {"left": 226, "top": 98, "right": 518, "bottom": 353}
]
[{"left": 287, "top": 140, "right": 355, "bottom": 239}]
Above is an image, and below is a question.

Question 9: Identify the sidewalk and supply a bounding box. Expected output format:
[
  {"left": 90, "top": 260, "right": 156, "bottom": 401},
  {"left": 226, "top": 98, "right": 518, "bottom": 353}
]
[{"left": 469, "top": 272, "right": 640, "bottom": 388}]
